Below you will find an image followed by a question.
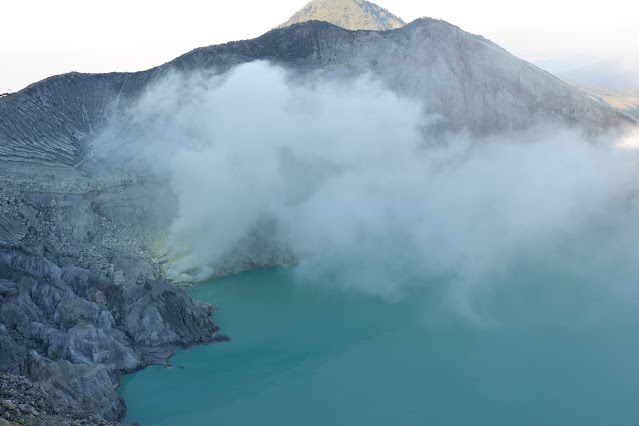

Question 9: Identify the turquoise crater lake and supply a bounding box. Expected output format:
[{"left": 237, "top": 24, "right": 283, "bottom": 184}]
[{"left": 119, "top": 267, "right": 639, "bottom": 425}]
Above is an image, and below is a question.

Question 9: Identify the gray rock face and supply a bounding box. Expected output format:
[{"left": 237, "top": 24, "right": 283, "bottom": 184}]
[
  {"left": 2, "top": 21, "right": 633, "bottom": 165},
  {"left": 170, "top": 19, "right": 635, "bottom": 134},
  {"left": 0, "top": 17, "right": 635, "bottom": 422},
  {"left": 0, "top": 372, "right": 129, "bottom": 425},
  {"left": 0, "top": 249, "right": 219, "bottom": 420},
  {"left": 25, "top": 355, "right": 125, "bottom": 421}
]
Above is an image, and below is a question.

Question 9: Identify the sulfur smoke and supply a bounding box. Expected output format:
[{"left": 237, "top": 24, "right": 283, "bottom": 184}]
[{"left": 125, "top": 61, "right": 639, "bottom": 322}]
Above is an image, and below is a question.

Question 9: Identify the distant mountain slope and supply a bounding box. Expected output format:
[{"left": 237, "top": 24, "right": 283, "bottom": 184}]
[
  {"left": 1, "top": 19, "right": 634, "bottom": 170},
  {"left": 564, "top": 79, "right": 639, "bottom": 119},
  {"left": 171, "top": 19, "right": 633, "bottom": 134},
  {"left": 1, "top": 19, "right": 634, "bottom": 169},
  {"left": 561, "top": 55, "right": 639, "bottom": 90},
  {"left": 278, "top": 0, "right": 405, "bottom": 31}
]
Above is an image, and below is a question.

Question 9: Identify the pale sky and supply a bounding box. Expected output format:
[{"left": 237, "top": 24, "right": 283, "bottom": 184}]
[{"left": 1, "top": 0, "right": 637, "bottom": 92}]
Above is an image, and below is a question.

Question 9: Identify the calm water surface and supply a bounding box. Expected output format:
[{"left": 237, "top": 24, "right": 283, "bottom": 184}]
[{"left": 119, "top": 267, "right": 639, "bottom": 425}]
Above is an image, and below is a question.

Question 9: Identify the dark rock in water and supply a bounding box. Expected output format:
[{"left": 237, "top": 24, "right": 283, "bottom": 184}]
[{"left": 213, "top": 334, "right": 231, "bottom": 342}]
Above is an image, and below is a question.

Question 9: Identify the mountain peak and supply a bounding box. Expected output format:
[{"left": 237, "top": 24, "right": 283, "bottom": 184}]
[{"left": 278, "top": 0, "right": 406, "bottom": 31}]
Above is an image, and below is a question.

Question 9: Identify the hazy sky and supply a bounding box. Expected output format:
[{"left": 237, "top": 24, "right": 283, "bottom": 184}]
[{"left": 2, "top": 0, "right": 637, "bottom": 91}]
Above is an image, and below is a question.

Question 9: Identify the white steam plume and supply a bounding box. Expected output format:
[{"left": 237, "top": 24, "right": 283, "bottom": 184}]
[{"left": 125, "top": 61, "right": 639, "bottom": 321}]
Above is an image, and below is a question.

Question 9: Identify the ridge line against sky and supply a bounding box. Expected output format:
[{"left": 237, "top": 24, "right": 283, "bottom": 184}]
[{"left": 1, "top": 0, "right": 637, "bottom": 92}]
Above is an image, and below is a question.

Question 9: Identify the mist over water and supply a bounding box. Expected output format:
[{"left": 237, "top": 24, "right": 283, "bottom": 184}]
[
  {"left": 123, "top": 61, "right": 639, "bottom": 322},
  {"left": 119, "top": 268, "right": 639, "bottom": 425},
  {"left": 116, "top": 61, "right": 639, "bottom": 424}
]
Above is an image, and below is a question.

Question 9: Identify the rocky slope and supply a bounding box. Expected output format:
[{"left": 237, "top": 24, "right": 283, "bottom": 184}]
[
  {"left": 278, "top": 0, "right": 405, "bottom": 31},
  {"left": 0, "top": 372, "right": 137, "bottom": 425},
  {"left": 0, "top": 247, "right": 227, "bottom": 421},
  {"left": 563, "top": 79, "right": 639, "bottom": 119},
  {"left": 0, "top": 17, "right": 636, "bottom": 423},
  {"left": 171, "top": 19, "right": 634, "bottom": 135}
]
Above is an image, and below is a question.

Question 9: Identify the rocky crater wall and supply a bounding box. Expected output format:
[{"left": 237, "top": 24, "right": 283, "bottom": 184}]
[{"left": 0, "top": 18, "right": 636, "bottom": 422}]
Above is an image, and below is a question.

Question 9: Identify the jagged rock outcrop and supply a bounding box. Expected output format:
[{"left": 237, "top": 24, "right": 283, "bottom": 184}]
[
  {"left": 278, "top": 0, "right": 406, "bottom": 31},
  {"left": 0, "top": 248, "right": 224, "bottom": 421}
]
